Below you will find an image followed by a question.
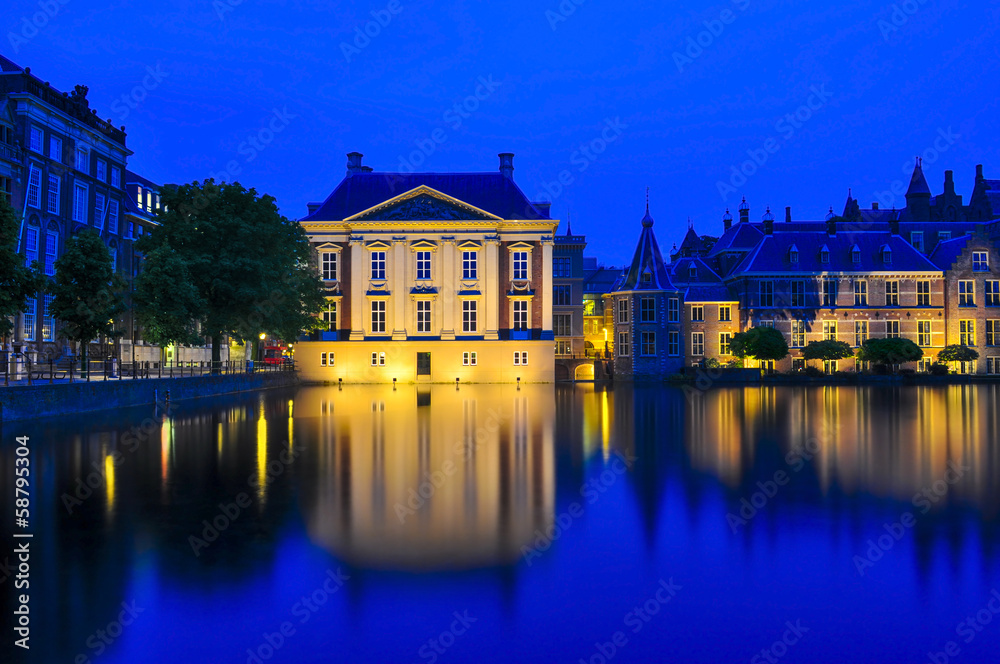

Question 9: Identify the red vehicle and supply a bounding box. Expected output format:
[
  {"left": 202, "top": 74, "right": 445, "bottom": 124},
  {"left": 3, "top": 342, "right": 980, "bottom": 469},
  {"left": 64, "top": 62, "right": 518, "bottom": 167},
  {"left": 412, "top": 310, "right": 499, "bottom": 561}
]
[{"left": 262, "top": 343, "right": 293, "bottom": 366}]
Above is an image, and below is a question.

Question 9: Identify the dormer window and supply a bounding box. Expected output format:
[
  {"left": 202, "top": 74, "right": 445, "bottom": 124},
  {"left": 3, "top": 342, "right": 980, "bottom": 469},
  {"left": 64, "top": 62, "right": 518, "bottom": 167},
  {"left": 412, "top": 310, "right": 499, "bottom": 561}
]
[
  {"left": 850, "top": 245, "right": 861, "bottom": 264},
  {"left": 881, "top": 245, "right": 892, "bottom": 265},
  {"left": 642, "top": 271, "right": 652, "bottom": 283},
  {"left": 688, "top": 264, "right": 697, "bottom": 278},
  {"left": 789, "top": 244, "right": 799, "bottom": 264},
  {"left": 820, "top": 245, "right": 830, "bottom": 264}
]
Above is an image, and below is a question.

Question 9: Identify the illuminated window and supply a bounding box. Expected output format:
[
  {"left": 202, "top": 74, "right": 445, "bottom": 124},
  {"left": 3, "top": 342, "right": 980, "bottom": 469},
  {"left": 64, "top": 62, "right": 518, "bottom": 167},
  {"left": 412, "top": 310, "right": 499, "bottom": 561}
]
[
  {"left": 463, "top": 351, "right": 477, "bottom": 366},
  {"left": 667, "top": 331, "right": 679, "bottom": 356},
  {"left": 918, "top": 357, "right": 932, "bottom": 373},
  {"left": 370, "top": 251, "right": 386, "bottom": 280},
  {"left": 617, "top": 332, "right": 629, "bottom": 356},
  {"left": 973, "top": 252, "right": 989, "bottom": 272},
  {"left": 692, "top": 332, "right": 705, "bottom": 356},
  {"left": 854, "top": 280, "right": 867, "bottom": 306},
  {"left": 512, "top": 300, "right": 528, "bottom": 330},
  {"left": 918, "top": 320, "right": 931, "bottom": 347},
  {"left": 416, "top": 300, "right": 431, "bottom": 333},
  {"left": 42, "top": 295, "right": 54, "bottom": 341},
  {"left": 371, "top": 300, "right": 386, "bottom": 334},
  {"left": 958, "top": 280, "right": 974, "bottom": 306},
  {"left": 667, "top": 298, "right": 679, "bottom": 322},
  {"left": 823, "top": 321, "right": 837, "bottom": 341},
  {"left": 320, "top": 352, "right": 333, "bottom": 367},
  {"left": 759, "top": 281, "right": 773, "bottom": 307},
  {"left": 512, "top": 251, "right": 528, "bottom": 280},
  {"left": 640, "top": 297, "right": 655, "bottom": 322},
  {"left": 885, "top": 320, "right": 899, "bottom": 338},
  {"left": 917, "top": 280, "right": 931, "bottom": 306},
  {"left": 462, "top": 300, "right": 478, "bottom": 333},
  {"left": 462, "top": 251, "right": 477, "bottom": 279},
  {"left": 885, "top": 281, "right": 899, "bottom": 306},
  {"left": 617, "top": 299, "right": 629, "bottom": 324},
  {"left": 641, "top": 331, "right": 655, "bottom": 356},
  {"left": 691, "top": 305, "right": 704, "bottom": 322},
  {"left": 321, "top": 253, "right": 337, "bottom": 280},
  {"left": 824, "top": 360, "right": 838, "bottom": 374},
  {"left": 23, "top": 298, "right": 36, "bottom": 340},
  {"left": 986, "top": 320, "right": 998, "bottom": 346},
  {"left": 416, "top": 251, "right": 431, "bottom": 280},
  {"left": 719, "top": 332, "right": 732, "bottom": 356},
  {"left": 959, "top": 320, "right": 975, "bottom": 346},
  {"left": 322, "top": 301, "right": 337, "bottom": 330},
  {"left": 791, "top": 320, "right": 805, "bottom": 347},
  {"left": 855, "top": 320, "right": 868, "bottom": 347},
  {"left": 719, "top": 305, "right": 731, "bottom": 322},
  {"left": 513, "top": 351, "right": 528, "bottom": 365}
]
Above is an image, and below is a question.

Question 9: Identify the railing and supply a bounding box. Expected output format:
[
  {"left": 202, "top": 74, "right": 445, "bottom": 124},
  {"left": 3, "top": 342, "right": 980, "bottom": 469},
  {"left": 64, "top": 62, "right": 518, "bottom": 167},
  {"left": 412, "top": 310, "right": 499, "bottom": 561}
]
[{"left": 2, "top": 354, "right": 296, "bottom": 386}]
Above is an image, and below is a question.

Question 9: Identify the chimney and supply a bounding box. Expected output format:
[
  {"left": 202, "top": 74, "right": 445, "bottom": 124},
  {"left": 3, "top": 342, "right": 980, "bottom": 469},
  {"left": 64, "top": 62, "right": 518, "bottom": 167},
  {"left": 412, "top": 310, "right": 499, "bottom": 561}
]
[
  {"left": 346, "top": 152, "right": 364, "bottom": 176},
  {"left": 944, "top": 170, "right": 955, "bottom": 196},
  {"left": 499, "top": 153, "right": 514, "bottom": 179},
  {"left": 785, "top": 206, "right": 792, "bottom": 223},
  {"left": 738, "top": 197, "right": 749, "bottom": 224},
  {"left": 890, "top": 214, "right": 899, "bottom": 236},
  {"left": 306, "top": 202, "right": 321, "bottom": 215},
  {"left": 826, "top": 208, "right": 837, "bottom": 236},
  {"left": 361, "top": 166, "right": 373, "bottom": 173},
  {"left": 872, "top": 202, "right": 879, "bottom": 210},
  {"left": 762, "top": 207, "right": 774, "bottom": 235},
  {"left": 723, "top": 209, "right": 733, "bottom": 231},
  {"left": 976, "top": 164, "right": 984, "bottom": 181}
]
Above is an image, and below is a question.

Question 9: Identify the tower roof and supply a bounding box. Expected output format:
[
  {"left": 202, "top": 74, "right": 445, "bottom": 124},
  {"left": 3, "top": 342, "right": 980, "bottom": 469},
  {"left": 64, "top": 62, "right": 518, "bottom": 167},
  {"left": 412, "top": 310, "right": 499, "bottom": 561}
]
[
  {"left": 616, "top": 205, "right": 677, "bottom": 292},
  {"left": 906, "top": 158, "right": 931, "bottom": 196}
]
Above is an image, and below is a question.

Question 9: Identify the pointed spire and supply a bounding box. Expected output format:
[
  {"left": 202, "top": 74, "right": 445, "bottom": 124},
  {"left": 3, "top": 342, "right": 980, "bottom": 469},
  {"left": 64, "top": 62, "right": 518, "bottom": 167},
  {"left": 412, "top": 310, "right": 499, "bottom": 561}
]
[
  {"left": 906, "top": 157, "right": 931, "bottom": 196},
  {"left": 565, "top": 211, "right": 573, "bottom": 236},
  {"left": 688, "top": 217, "right": 693, "bottom": 229},
  {"left": 641, "top": 188, "right": 654, "bottom": 228}
]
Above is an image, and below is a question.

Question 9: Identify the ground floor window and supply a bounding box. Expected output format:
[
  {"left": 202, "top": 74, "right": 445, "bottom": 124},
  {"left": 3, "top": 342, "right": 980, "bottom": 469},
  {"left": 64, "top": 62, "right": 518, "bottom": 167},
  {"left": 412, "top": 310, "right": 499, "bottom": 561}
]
[
  {"left": 719, "top": 332, "right": 732, "bottom": 356},
  {"left": 792, "top": 358, "right": 805, "bottom": 372},
  {"left": 640, "top": 331, "right": 655, "bottom": 356},
  {"left": 667, "top": 331, "right": 679, "bottom": 356},
  {"left": 23, "top": 298, "right": 36, "bottom": 340},
  {"left": 42, "top": 294, "right": 54, "bottom": 341},
  {"left": 555, "top": 340, "right": 572, "bottom": 355},
  {"left": 322, "top": 301, "right": 337, "bottom": 331},
  {"left": 824, "top": 359, "right": 838, "bottom": 375},
  {"left": 371, "top": 351, "right": 386, "bottom": 366},
  {"left": 918, "top": 358, "right": 932, "bottom": 373},
  {"left": 958, "top": 360, "right": 976, "bottom": 375},
  {"left": 463, "top": 351, "right": 477, "bottom": 366},
  {"left": 320, "top": 352, "right": 334, "bottom": 367},
  {"left": 416, "top": 300, "right": 432, "bottom": 333},
  {"left": 987, "top": 357, "right": 999, "bottom": 374},
  {"left": 618, "top": 331, "right": 629, "bottom": 357},
  {"left": 691, "top": 332, "right": 704, "bottom": 356},
  {"left": 513, "top": 351, "right": 528, "bottom": 366}
]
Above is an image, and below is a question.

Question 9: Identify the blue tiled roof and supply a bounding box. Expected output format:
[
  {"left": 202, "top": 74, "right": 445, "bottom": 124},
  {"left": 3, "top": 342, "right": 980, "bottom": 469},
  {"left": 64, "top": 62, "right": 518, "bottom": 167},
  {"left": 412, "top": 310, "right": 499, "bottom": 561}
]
[
  {"left": 928, "top": 235, "right": 969, "bottom": 270},
  {"left": 668, "top": 257, "right": 722, "bottom": 285},
  {"left": 301, "top": 172, "right": 549, "bottom": 221},
  {"left": 684, "top": 284, "right": 734, "bottom": 302},
  {"left": 730, "top": 231, "right": 941, "bottom": 274},
  {"left": 0, "top": 54, "right": 23, "bottom": 73},
  {"left": 708, "top": 222, "right": 764, "bottom": 255}
]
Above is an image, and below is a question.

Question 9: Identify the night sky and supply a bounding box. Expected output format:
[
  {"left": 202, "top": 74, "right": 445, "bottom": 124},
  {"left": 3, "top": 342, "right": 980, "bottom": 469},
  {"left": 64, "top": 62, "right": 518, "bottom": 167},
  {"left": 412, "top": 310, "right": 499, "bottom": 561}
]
[{"left": 5, "top": 0, "right": 999, "bottom": 265}]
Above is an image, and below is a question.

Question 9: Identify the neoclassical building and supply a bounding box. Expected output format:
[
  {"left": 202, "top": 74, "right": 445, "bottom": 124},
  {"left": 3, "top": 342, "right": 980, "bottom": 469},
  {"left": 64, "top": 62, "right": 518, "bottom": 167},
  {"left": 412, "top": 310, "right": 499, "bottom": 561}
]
[{"left": 296, "top": 152, "right": 557, "bottom": 382}]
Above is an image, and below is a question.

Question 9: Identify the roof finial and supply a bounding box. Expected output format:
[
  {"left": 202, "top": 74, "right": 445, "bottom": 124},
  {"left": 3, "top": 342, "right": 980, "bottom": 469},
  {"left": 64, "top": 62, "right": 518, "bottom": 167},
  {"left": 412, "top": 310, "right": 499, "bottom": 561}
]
[
  {"left": 688, "top": 217, "right": 693, "bottom": 229},
  {"left": 566, "top": 211, "right": 573, "bottom": 236},
  {"left": 646, "top": 187, "right": 649, "bottom": 214}
]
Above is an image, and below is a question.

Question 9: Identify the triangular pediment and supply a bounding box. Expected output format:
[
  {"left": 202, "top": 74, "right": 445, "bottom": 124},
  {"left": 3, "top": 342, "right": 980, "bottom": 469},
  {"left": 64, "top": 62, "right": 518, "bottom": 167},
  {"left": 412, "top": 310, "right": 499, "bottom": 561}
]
[{"left": 347, "top": 186, "right": 501, "bottom": 222}]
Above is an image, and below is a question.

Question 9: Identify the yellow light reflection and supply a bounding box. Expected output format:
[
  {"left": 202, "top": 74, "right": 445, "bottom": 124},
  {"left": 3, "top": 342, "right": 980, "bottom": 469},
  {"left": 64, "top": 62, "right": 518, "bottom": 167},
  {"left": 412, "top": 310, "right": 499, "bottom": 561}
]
[
  {"left": 257, "top": 407, "right": 267, "bottom": 500},
  {"left": 288, "top": 399, "right": 294, "bottom": 452},
  {"left": 160, "top": 419, "right": 172, "bottom": 485},
  {"left": 601, "top": 389, "right": 611, "bottom": 460},
  {"left": 105, "top": 455, "right": 116, "bottom": 512}
]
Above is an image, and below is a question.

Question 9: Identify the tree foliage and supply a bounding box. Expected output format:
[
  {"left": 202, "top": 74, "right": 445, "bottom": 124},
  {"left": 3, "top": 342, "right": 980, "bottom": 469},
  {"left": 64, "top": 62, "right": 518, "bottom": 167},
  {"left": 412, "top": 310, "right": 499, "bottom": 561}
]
[
  {"left": 49, "top": 230, "right": 127, "bottom": 367},
  {"left": 856, "top": 337, "right": 923, "bottom": 366},
  {"left": 937, "top": 344, "right": 979, "bottom": 363},
  {"left": 135, "top": 180, "right": 325, "bottom": 365},
  {"left": 0, "top": 194, "right": 43, "bottom": 338},
  {"left": 133, "top": 242, "right": 206, "bottom": 347},
  {"left": 802, "top": 339, "right": 854, "bottom": 361},
  {"left": 731, "top": 326, "right": 789, "bottom": 364}
]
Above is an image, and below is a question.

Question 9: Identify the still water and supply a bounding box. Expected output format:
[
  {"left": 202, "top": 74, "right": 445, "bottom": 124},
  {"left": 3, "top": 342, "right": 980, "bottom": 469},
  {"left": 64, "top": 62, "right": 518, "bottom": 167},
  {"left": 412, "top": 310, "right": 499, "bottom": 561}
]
[{"left": 3, "top": 384, "right": 1000, "bottom": 663}]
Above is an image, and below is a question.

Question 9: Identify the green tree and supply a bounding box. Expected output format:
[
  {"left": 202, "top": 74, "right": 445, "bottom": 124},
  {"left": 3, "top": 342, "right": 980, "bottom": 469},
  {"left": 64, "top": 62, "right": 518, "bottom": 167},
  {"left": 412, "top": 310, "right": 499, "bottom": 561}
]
[
  {"left": 133, "top": 242, "right": 206, "bottom": 348},
  {"left": 731, "top": 326, "right": 789, "bottom": 367},
  {"left": 802, "top": 339, "right": 854, "bottom": 362},
  {"left": 856, "top": 337, "right": 923, "bottom": 371},
  {"left": 135, "top": 180, "right": 325, "bottom": 370},
  {"left": 937, "top": 344, "right": 979, "bottom": 363},
  {"left": 49, "top": 230, "right": 127, "bottom": 375},
  {"left": 0, "top": 195, "right": 43, "bottom": 339}
]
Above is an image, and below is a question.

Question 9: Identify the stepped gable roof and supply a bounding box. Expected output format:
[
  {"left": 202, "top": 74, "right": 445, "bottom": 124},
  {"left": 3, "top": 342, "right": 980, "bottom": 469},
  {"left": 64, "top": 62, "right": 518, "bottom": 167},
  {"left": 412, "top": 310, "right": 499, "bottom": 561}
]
[
  {"left": 616, "top": 203, "right": 678, "bottom": 292},
  {"left": 928, "top": 235, "right": 972, "bottom": 270},
  {"left": 301, "top": 172, "right": 549, "bottom": 221},
  {"left": 729, "top": 230, "right": 940, "bottom": 275}
]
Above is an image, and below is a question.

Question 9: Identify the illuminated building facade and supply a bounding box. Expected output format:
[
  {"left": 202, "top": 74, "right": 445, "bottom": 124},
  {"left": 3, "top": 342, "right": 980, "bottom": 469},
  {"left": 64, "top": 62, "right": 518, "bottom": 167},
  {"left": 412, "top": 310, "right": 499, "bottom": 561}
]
[
  {"left": 552, "top": 221, "right": 586, "bottom": 357},
  {"left": 297, "top": 152, "right": 557, "bottom": 383}
]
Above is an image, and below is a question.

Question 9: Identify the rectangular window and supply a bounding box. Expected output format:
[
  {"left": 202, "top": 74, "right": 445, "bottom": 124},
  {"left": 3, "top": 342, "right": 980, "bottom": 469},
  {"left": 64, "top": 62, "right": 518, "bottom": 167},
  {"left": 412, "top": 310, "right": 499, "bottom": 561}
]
[
  {"left": 321, "top": 253, "right": 337, "bottom": 281},
  {"left": 959, "top": 280, "right": 975, "bottom": 306},
  {"left": 416, "top": 300, "right": 432, "bottom": 333},
  {"left": 854, "top": 280, "right": 868, "bottom": 306},
  {"left": 462, "top": 300, "right": 478, "bottom": 333},
  {"left": 462, "top": 251, "right": 477, "bottom": 279},
  {"left": 370, "top": 251, "right": 386, "bottom": 280},
  {"left": 987, "top": 281, "right": 1000, "bottom": 306},
  {"left": 106, "top": 200, "right": 119, "bottom": 235},
  {"left": 691, "top": 305, "right": 704, "bottom": 322},
  {"left": 44, "top": 232, "right": 57, "bottom": 276},
  {"left": 960, "top": 320, "right": 975, "bottom": 346},
  {"left": 760, "top": 320, "right": 775, "bottom": 328},
  {"left": 513, "top": 351, "right": 528, "bottom": 366},
  {"left": 463, "top": 351, "right": 478, "bottom": 366},
  {"left": 512, "top": 300, "right": 528, "bottom": 330},
  {"left": 822, "top": 278, "right": 838, "bottom": 306},
  {"left": 986, "top": 320, "right": 998, "bottom": 346},
  {"left": 555, "top": 340, "right": 572, "bottom": 355},
  {"left": 667, "top": 298, "right": 679, "bottom": 322},
  {"left": 554, "top": 314, "right": 572, "bottom": 337},
  {"left": 918, "top": 320, "right": 932, "bottom": 347},
  {"left": 790, "top": 280, "right": 805, "bottom": 307},
  {"left": 973, "top": 252, "right": 989, "bottom": 272},
  {"left": 668, "top": 331, "right": 679, "bottom": 356},
  {"left": 759, "top": 281, "right": 774, "bottom": 307},
  {"left": 29, "top": 127, "right": 42, "bottom": 152},
  {"left": 111, "top": 167, "right": 120, "bottom": 189},
  {"left": 917, "top": 280, "right": 931, "bottom": 306},
  {"left": 824, "top": 360, "right": 839, "bottom": 375},
  {"left": 617, "top": 299, "right": 629, "bottom": 324},
  {"left": 370, "top": 352, "right": 387, "bottom": 366},
  {"left": 885, "top": 281, "right": 899, "bottom": 306},
  {"left": 73, "top": 183, "right": 87, "bottom": 223},
  {"left": 416, "top": 251, "right": 431, "bottom": 280},
  {"left": 640, "top": 331, "right": 656, "bottom": 356},
  {"left": 96, "top": 159, "right": 106, "bottom": 182},
  {"left": 617, "top": 332, "right": 629, "bottom": 357},
  {"left": 94, "top": 193, "right": 105, "bottom": 231},
  {"left": 76, "top": 148, "right": 88, "bottom": 172},
  {"left": 554, "top": 285, "right": 572, "bottom": 306},
  {"left": 42, "top": 294, "right": 54, "bottom": 341},
  {"left": 322, "top": 301, "right": 337, "bottom": 330},
  {"left": 918, "top": 357, "right": 932, "bottom": 373},
  {"left": 910, "top": 231, "right": 924, "bottom": 252},
  {"left": 127, "top": 222, "right": 135, "bottom": 239},
  {"left": 640, "top": 297, "right": 655, "bottom": 322},
  {"left": 27, "top": 167, "right": 41, "bottom": 208},
  {"left": 793, "top": 358, "right": 805, "bottom": 372},
  {"left": 823, "top": 321, "right": 837, "bottom": 341},
  {"left": 989, "top": 357, "right": 999, "bottom": 375},
  {"left": 512, "top": 251, "right": 529, "bottom": 280},
  {"left": 855, "top": 320, "right": 868, "bottom": 347},
  {"left": 23, "top": 298, "right": 36, "bottom": 340},
  {"left": 49, "top": 135, "right": 61, "bottom": 161},
  {"left": 25, "top": 228, "right": 38, "bottom": 267},
  {"left": 692, "top": 332, "right": 705, "bottom": 356},
  {"left": 886, "top": 320, "right": 900, "bottom": 338},
  {"left": 371, "top": 300, "right": 386, "bottom": 333},
  {"left": 320, "top": 352, "right": 327, "bottom": 367},
  {"left": 720, "top": 332, "right": 732, "bottom": 356},
  {"left": 791, "top": 320, "right": 805, "bottom": 348},
  {"left": 553, "top": 256, "right": 571, "bottom": 277},
  {"left": 719, "top": 305, "right": 731, "bottom": 322}
]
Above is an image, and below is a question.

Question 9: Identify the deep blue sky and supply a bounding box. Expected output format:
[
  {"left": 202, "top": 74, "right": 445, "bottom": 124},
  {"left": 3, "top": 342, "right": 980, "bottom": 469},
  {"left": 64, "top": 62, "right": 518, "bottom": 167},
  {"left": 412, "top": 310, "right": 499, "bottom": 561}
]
[{"left": 4, "top": 0, "right": 999, "bottom": 265}]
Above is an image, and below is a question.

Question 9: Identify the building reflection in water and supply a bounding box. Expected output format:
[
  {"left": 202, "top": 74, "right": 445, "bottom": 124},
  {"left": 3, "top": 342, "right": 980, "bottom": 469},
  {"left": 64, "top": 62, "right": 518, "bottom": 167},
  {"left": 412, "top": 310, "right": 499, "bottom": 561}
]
[{"left": 297, "top": 384, "right": 556, "bottom": 570}]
